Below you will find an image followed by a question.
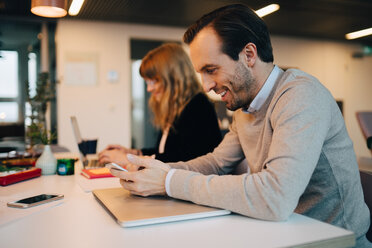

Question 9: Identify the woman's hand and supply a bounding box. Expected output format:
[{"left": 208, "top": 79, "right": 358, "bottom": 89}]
[
  {"left": 99, "top": 144, "right": 142, "bottom": 155},
  {"left": 98, "top": 144, "right": 143, "bottom": 166},
  {"left": 98, "top": 149, "right": 129, "bottom": 167}
]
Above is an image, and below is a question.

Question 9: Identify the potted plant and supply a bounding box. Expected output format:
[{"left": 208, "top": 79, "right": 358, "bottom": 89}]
[
  {"left": 29, "top": 123, "right": 57, "bottom": 175},
  {"left": 25, "top": 72, "right": 55, "bottom": 150},
  {"left": 25, "top": 72, "right": 57, "bottom": 175}
]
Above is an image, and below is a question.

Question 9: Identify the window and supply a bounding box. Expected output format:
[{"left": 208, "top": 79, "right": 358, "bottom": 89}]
[
  {"left": 0, "top": 50, "right": 19, "bottom": 123},
  {"left": 0, "top": 21, "right": 56, "bottom": 143},
  {"left": 25, "top": 52, "right": 37, "bottom": 126}
]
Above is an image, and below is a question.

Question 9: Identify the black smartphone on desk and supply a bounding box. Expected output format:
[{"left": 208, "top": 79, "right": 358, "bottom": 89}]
[{"left": 7, "top": 194, "right": 64, "bottom": 208}]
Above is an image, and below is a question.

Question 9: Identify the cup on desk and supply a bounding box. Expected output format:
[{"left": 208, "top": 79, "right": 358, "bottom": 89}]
[{"left": 57, "top": 159, "right": 75, "bottom": 175}]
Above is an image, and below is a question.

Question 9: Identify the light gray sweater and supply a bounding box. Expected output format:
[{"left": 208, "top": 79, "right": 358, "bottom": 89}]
[{"left": 168, "top": 68, "right": 370, "bottom": 245}]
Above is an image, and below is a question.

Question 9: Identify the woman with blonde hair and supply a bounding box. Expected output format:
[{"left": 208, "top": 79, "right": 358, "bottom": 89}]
[{"left": 99, "top": 43, "right": 221, "bottom": 165}]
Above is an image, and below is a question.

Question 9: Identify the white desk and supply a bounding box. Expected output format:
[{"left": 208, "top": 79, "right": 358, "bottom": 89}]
[{"left": 0, "top": 164, "right": 355, "bottom": 248}]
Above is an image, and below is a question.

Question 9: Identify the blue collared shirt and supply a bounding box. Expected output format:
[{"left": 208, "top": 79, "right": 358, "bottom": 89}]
[{"left": 244, "top": 65, "right": 281, "bottom": 113}]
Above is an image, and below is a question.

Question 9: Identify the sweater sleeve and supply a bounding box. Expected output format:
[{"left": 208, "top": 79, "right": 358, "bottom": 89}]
[
  {"left": 167, "top": 82, "right": 333, "bottom": 221},
  {"left": 168, "top": 112, "right": 246, "bottom": 175}
]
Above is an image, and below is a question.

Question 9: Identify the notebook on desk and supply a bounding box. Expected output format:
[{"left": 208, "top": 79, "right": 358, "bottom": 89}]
[
  {"left": 93, "top": 187, "right": 231, "bottom": 227},
  {"left": 70, "top": 116, "right": 103, "bottom": 169}
]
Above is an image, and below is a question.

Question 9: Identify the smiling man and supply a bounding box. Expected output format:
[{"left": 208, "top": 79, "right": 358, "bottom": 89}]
[
  {"left": 188, "top": 25, "right": 270, "bottom": 112},
  {"left": 111, "top": 4, "right": 371, "bottom": 247}
]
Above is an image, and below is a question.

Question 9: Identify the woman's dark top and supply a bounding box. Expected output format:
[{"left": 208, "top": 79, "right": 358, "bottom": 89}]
[{"left": 141, "top": 93, "right": 222, "bottom": 162}]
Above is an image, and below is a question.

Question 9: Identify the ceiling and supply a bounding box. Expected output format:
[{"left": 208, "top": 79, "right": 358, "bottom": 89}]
[{"left": 0, "top": 0, "right": 372, "bottom": 49}]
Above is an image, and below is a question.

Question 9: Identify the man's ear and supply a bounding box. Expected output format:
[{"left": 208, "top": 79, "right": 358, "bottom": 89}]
[{"left": 241, "top": 43, "right": 257, "bottom": 67}]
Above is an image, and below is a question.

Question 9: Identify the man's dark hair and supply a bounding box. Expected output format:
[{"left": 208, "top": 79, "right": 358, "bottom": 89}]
[{"left": 183, "top": 4, "right": 274, "bottom": 62}]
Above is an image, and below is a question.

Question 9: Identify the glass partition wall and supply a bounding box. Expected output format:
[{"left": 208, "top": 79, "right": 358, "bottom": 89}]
[
  {"left": 130, "top": 39, "right": 165, "bottom": 150},
  {"left": 0, "top": 20, "right": 56, "bottom": 152}
]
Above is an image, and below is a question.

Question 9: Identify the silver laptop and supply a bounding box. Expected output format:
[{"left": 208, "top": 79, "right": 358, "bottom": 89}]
[
  {"left": 70, "top": 116, "right": 102, "bottom": 168},
  {"left": 93, "top": 187, "right": 231, "bottom": 227}
]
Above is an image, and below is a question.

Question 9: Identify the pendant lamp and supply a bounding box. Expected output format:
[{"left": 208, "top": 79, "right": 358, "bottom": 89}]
[{"left": 31, "top": 0, "right": 67, "bottom": 18}]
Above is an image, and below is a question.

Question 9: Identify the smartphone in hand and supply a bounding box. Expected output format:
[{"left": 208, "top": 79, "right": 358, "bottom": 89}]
[
  {"left": 7, "top": 194, "right": 64, "bottom": 208},
  {"left": 105, "top": 163, "right": 128, "bottom": 172}
]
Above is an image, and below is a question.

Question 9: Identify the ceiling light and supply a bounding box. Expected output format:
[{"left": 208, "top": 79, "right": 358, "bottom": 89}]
[
  {"left": 255, "top": 4, "right": 280, "bottom": 17},
  {"left": 345, "top": 27, "right": 372, "bottom": 40},
  {"left": 31, "top": 0, "right": 67, "bottom": 18},
  {"left": 68, "top": 0, "right": 85, "bottom": 16}
]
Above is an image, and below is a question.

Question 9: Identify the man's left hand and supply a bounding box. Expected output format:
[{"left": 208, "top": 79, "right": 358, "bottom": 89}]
[{"left": 109, "top": 154, "right": 171, "bottom": 197}]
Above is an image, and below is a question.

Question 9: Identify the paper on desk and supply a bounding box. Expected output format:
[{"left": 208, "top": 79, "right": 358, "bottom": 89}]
[
  {"left": 76, "top": 174, "right": 121, "bottom": 192},
  {"left": 0, "top": 197, "right": 64, "bottom": 227}
]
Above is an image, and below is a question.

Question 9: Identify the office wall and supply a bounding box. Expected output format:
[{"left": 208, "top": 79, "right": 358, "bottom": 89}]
[
  {"left": 55, "top": 20, "right": 184, "bottom": 153},
  {"left": 56, "top": 20, "right": 372, "bottom": 158}
]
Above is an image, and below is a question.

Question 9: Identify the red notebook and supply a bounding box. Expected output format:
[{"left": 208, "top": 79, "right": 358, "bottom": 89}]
[
  {"left": 81, "top": 167, "right": 114, "bottom": 179},
  {"left": 0, "top": 167, "right": 42, "bottom": 186}
]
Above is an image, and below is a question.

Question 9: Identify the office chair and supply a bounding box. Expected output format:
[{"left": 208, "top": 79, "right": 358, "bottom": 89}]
[
  {"left": 356, "top": 111, "right": 372, "bottom": 241},
  {"left": 360, "top": 170, "right": 372, "bottom": 242},
  {"left": 356, "top": 111, "right": 372, "bottom": 155}
]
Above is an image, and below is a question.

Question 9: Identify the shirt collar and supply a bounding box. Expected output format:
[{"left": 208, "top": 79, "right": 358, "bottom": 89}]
[{"left": 244, "top": 65, "right": 281, "bottom": 113}]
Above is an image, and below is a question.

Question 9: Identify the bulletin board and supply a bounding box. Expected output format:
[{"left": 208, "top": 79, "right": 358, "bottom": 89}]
[{"left": 64, "top": 52, "right": 99, "bottom": 86}]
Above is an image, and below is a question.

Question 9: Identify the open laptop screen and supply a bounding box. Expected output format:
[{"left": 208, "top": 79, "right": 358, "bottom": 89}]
[{"left": 71, "top": 116, "right": 103, "bottom": 168}]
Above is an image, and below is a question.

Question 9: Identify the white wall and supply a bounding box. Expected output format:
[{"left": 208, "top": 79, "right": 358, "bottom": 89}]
[
  {"left": 56, "top": 20, "right": 184, "bottom": 153},
  {"left": 56, "top": 20, "right": 372, "bottom": 158}
]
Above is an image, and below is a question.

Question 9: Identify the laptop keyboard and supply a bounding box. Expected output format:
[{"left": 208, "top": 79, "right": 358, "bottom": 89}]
[{"left": 85, "top": 159, "right": 105, "bottom": 169}]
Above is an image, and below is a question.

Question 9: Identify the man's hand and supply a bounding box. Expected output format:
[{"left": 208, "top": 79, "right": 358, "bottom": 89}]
[{"left": 109, "top": 154, "right": 171, "bottom": 197}]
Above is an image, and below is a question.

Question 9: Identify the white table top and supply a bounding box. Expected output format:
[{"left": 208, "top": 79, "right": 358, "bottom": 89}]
[{"left": 0, "top": 160, "right": 355, "bottom": 248}]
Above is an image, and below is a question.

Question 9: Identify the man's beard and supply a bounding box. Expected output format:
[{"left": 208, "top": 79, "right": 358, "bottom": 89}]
[{"left": 225, "top": 62, "right": 256, "bottom": 111}]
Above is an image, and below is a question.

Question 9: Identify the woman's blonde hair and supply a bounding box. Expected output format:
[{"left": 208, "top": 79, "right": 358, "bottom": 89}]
[{"left": 139, "top": 43, "right": 204, "bottom": 131}]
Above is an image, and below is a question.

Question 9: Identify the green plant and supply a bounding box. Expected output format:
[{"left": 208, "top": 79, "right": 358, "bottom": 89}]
[
  {"left": 25, "top": 72, "right": 56, "bottom": 147},
  {"left": 25, "top": 72, "right": 55, "bottom": 128},
  {"left": 27, "top": 123, "right": 57, "bottom": 145}
]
